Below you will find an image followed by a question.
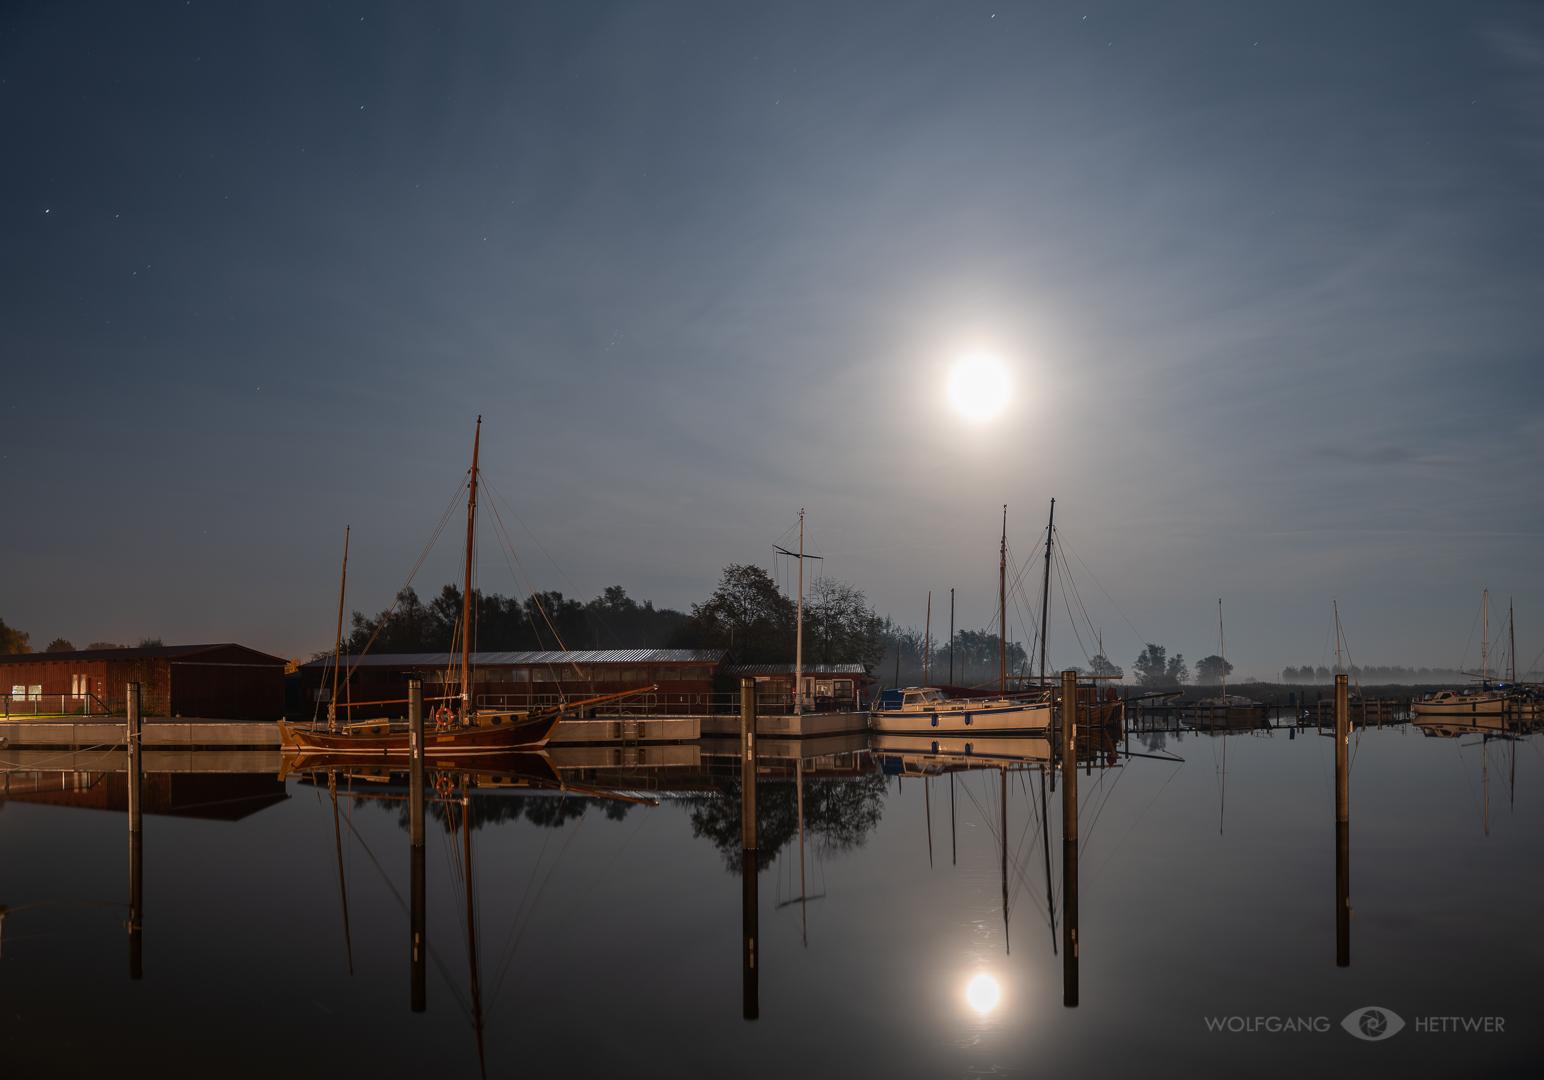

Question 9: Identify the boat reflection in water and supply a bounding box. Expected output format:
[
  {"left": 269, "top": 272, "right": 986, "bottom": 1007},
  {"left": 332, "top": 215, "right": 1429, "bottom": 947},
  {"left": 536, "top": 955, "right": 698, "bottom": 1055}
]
[
  {"left": 1414, "top": 716, "right": 1537, "bottom": 837},
  {"left": 876, "top": 670, "right": 1150, "bottom": 1013},
  {"left": 292, "top": 748, "right": 658, "bottom": 1080}
]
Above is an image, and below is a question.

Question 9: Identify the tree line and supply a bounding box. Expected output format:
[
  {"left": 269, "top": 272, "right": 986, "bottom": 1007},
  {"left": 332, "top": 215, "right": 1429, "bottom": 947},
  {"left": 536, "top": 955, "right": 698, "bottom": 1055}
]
[{"left": 332, "top": 564, "right": 891, "bottom": 668}]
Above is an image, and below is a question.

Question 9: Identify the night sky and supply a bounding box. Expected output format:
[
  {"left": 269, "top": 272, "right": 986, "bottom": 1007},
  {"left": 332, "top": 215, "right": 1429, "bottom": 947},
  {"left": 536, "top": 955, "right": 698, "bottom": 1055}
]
[{"left": 4, "top": 2, "right": 1542, "bottom": 675}]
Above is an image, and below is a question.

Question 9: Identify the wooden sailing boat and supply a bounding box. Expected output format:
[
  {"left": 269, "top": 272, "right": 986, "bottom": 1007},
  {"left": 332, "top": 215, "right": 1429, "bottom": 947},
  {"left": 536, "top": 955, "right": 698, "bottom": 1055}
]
[{"left": 280, "top": 418, "right": 656, "bottom": 756}]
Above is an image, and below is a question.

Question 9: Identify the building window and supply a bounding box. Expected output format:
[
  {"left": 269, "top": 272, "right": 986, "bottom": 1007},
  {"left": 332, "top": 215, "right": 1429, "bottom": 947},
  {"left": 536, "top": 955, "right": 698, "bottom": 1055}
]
[
  {"left": 654, "top": 666, "right": 679, "bottom": 682},
  {"left": 683, "top": 666, "right": 711, "bottom": 680}
]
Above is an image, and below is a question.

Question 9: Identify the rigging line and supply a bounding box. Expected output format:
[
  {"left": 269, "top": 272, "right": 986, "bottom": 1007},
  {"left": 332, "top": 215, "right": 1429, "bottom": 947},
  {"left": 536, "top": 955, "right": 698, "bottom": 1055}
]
[
  {"left": 482, "top": 486, "right": 584, "bottom": 680},
  {"left": 956, "top": 769, "right": 1052, "bottom": 926},
  {"left": 494, "top": 793, "right": 568, "bottom": 970},
  {"left": 0, "top": 739, "right": 125, "bottom": 771},
  {"left": 1455, "top": 742, "right": 1485, "bottom": 826},
  {"left": 1076, "top": 759, "right": 1125, "bottom": 852},
  {"left": 487, "top": 806, "right": 591, "bottom": 1002},
  {"left": 1456, "top": 594, "right": 1484, "bottom": 675},
  {"left": 1055, "top": 531, "right": 1152, "bottom": 653},
  {"left": 340, "top": 475, "right": 468, "bottom": 688},
  {"left": 491, "top": 803, "right": 658, "bottom": 1009},
  {"left": 1007, "top": 784, "right": 1044, "bottom": 915},
  {"left": 1055, "top": 541, "right": 1102, "bottom": 662},
  {"left": 479, "top": 474, "right": 618, "bottom": 665},
  {"left": 332, "top": 794, "right": 473, "bottom": 1022},
  {"left": 1053, "top": 553, "right": 1093, "bottom": 666},
  {"left": 1002, "top": 538, "right": 1046, "bottom": 620},
  {"left": 956, "top": 771, "right": 1054, "bottom": 920},
  {"left": 1334, "top": 615, "right": 1366, "bottom": 771},
  {"left": 481, "top": 475, "right": 630, "bottom": 653},
  {"left": 479, "top": 474, "right": 594, "bottom": 616},
  {"left": 1085, "top": 761, "right": 1186, "bottom": 887},
  {"left": 487, "top": 792, "right": 571, "bottom": 986}
]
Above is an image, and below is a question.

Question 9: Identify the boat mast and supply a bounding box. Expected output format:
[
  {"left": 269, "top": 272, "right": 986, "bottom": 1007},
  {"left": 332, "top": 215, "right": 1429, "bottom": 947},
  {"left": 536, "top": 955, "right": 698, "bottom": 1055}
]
[
  {"left": 1039, "top": 499, "right": 1055, "bottom": 685},
  {"left": 949, "top": 588, "right": 955, "bottom": 686},
  {"left": 1510, "top": 599, "right": 1516, "bottom": 684},
  {"left": 999, "top": 506, "right": 1008, "bottom": 694},
  {"left": 461, "top": 417, "right": 481, "bottom": 724},
  {"left": 1482, "top": 589, "right": 1489, "bottom": 682},
  {"left": 462, "top": 776, "right": 487, "bottom": 1079},
  {"left": 924, "top": 592, "right": 931, "bottom": 688},
  {"left": 1219, "top": 598, "right": 1226, "bottom": 700},
  {"left": 330, "top": 526, "right": 349, "bottom": 733},
  {"left": 795, "top": 509, "right": 804, "bottom": 715}
]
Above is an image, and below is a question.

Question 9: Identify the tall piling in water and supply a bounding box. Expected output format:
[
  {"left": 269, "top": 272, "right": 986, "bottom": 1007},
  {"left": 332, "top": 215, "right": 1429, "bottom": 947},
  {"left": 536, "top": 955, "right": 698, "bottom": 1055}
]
[
  {"left": 408, "top": 678, "right": 426, "bottom": 1011},
  {"left": 1335, "top": 672, "right": 1350, "bottom": 968},
  {"left": 1061, "top": 669, "right": 1079, "bottom": 1007},
  {"left": 126, "top": 682, "right": 143, "bottom": 980},
  {"left": 740, "top": 677, "right": 759, "bottom": 1020}
]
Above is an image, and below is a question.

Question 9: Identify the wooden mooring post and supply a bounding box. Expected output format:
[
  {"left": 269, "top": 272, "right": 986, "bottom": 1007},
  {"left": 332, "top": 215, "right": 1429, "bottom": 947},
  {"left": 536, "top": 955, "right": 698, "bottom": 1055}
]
[
  {"left": 740, "top": 677, "right": 759, "bottom": 1020},
  {"left": 408, "top": 678, "right": 425, "bottom": 1012},
  {"left": 126, "top": 682, "right": 143, "bottom": 980},
  {"left": 1334, "top": 673, "right": 1350, "bottom": 968},
  {"left": 1061, "top": 669, "right": 1078, "bottom": 1008}
]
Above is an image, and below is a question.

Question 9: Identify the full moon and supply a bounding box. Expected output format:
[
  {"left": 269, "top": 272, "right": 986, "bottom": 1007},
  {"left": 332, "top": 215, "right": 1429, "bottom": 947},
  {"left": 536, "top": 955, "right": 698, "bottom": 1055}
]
[
  {"left": 965, "top": 974, "right": 1001, "bottom": 1013},
  {"left": 948, "top": 354, "right": 1010, "bottom": 420}
]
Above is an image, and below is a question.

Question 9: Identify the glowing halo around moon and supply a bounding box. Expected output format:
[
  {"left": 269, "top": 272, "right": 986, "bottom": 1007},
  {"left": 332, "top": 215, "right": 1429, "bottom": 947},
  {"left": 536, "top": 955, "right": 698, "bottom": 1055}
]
[
  {"left": 965, "top": 974, "right": 1001, "bottom": 1013},
  {"left": 947, "top": 354, "right": 1010, "bottom": 421}
]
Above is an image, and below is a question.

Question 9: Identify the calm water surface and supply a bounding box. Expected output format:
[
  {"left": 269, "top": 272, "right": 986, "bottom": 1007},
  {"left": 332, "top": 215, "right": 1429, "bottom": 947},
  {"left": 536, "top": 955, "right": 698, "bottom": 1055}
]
[{"left": 1, "top": 722, "right": 1538, "bottom": 1078}]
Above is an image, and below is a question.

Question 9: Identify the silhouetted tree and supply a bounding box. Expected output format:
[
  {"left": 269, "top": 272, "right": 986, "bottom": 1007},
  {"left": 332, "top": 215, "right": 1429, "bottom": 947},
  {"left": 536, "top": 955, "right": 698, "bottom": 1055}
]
[
  {"left": 45, "top": 637, "right": 75, "bottom": 653},
  {"left": 1133, "top": 644, "right": 1168, "bottom": 687},
  {"left": 1133, "top": 644, "right": 1188, "bottom": 686},
  {"left": 136, "top": 637, "right": 164, "bottom": 648},
  {"left": 682, "top": 772, "right": 888, "bottom": 873},
  {"left": 685, "top": 564, "right": 795, "bottom": 662},
  {"left": 1194, "top": 654, "right": 1234, "bottom": 684},
  {"left": 1090, "top": 653, "right": 1124, "bottom": 678},
  {"left": 0, "top": 617, "right": 29, "bottom": 655},
  {"left": 803, "top": 578, "right": 886, "bottom": 668}
]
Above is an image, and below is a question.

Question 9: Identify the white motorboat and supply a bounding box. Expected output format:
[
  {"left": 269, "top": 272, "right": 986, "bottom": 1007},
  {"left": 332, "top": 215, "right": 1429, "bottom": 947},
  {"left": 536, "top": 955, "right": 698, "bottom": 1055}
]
[{"left": 869, "top": 686, "right": 1053, "bottom": 734}]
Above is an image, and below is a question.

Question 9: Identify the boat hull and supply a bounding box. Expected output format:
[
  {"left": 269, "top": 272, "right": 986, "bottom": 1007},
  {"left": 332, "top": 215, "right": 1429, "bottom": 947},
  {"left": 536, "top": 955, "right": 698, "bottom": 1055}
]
[
  {"left": 869, "top": 699, "right": 1053, "bottom": 735},
  {"left": 278, "top": 713, "right": 561, "bottom": 756},
  {"left": 1412, "top": 697, "right": 1506, "bottom": 718}
]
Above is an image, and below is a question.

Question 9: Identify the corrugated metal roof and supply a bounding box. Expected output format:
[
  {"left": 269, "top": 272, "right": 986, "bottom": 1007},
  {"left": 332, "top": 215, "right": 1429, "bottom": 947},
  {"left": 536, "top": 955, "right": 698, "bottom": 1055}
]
[
  {"left": 300, "top": 649, "right": 729, "bottom": 669},
  {"left": 0, "top": 644, "right": 285, "bottom": 665},
  {"left": 723, "top": 663, "right": 870, "bottom": 675}
]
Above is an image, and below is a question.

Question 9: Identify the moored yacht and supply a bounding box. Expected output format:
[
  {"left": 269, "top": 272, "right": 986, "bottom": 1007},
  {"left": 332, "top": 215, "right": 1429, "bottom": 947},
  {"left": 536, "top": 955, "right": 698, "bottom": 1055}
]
[
  {"left": 1412, "top": 688, "right": 1507, "bottom": 718},
  {"left": 869, "top": 686, "right": 1053, "bottom": 734}
]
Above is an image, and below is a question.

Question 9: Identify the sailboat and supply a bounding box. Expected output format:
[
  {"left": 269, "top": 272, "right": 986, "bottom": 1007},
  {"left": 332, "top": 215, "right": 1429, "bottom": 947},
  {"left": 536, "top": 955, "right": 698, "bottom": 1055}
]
[
  {"left": 279, "top": 418, "right": 656, "bottom": 756},
  {"left": 870, "top": 507, "right": 1053, "bottom": 735},
  {"left": 1414, "top": 590, "right": 1509, "bottom": 718},
  {"left": 1188, "top": 599, "right": 1265, "bottom": 725}
]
